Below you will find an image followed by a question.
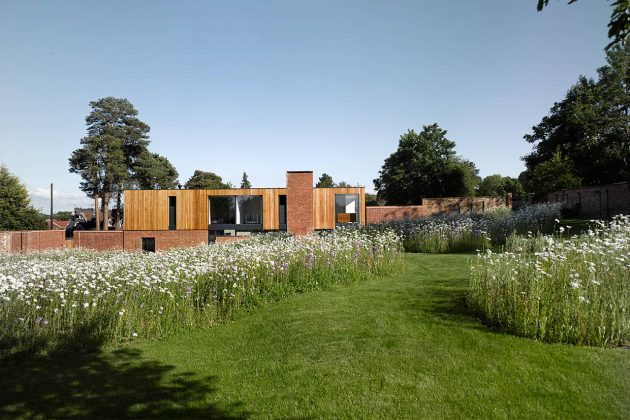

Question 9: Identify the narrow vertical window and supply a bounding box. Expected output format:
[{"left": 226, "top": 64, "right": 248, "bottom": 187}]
[{"left": 168, "top": 196, "right": 176, "bottom": 230}]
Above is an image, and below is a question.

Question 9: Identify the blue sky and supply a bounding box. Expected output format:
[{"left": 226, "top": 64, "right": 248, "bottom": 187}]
[{"left": 0, "top": 0, "right": 611, "bottom": 210}]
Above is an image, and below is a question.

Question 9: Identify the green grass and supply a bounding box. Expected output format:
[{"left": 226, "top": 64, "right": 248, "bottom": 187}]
[{"left": 1, "top": 254, "right": 629, "bottom": 418}]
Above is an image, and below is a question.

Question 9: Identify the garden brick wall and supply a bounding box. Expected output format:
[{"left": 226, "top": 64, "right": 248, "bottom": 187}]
[
  {"left": 286, "top": 171, "right": 314, "bottom": 235},
  {"left": 366, "top": 195, "right": 510, "bottom": 224},
  {"left": 0, "top": 232, "right": 22, "bottom": 253},
  {"left": 0, "top": 230, "right": 64, "bottom": 253},
  {"left": 1, "top": 230, "right": 208, "bottom": 253},
  {"left": 123, "top": 230, "right": 207, "bottom": 251},
  {"left": 74, "top": 231, "right": 124, "bottom": 251},
  {"left": 548, "top": 182, "right": 630, "bottom": 219}
]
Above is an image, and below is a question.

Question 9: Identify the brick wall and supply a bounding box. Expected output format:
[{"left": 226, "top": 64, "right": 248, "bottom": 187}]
[
  {"left": 0, "top": 230, "right": 64, "bottom": 252},
  {"left": 548, "top": 182, "right": 630, "bottom": 219},
  {"left": 366, "top": 195, "right": 510, "bottom": 224},
  {"left": 286, "top": 171, "right": 314, "bottom": 235},
  {"left": 0, "top": 232, "right": 22, "bottom": 253},
  {"left": 37, "top": 230, "right": 66, "bottom": 251},
  {"left": 123, "top": 230, "right": 207, "bottom": 251},
  {"left": 74, "top": 231, "right": 124, "bottom": 251}
]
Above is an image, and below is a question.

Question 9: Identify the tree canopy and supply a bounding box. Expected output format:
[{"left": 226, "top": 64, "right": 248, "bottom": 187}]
[
  {"left": 477, "top": 174, "right": 526, "bottom": 200},
  {"left": 373, "top": 124, "right": 478, "bottom": 205},
  {"left": 316, "top": 173, "right": 335, "bottom": 188},
  {"left": 185, "top": 171, "right": 231, "bottom": 189},
  {"left": 521, "top": 44, "right": 630, "bottom": 197},
  {"left": 537, "top": 0, "right": 629, "bottom": 51},
  {"left": 69, "top": 97, "right": 151, "bottom": 229},
  {"left": 240, "top": 172, "right": 252, "bottom": 189},
  {"left": 134, "top": 151, "right": 179, "bottom": 189},
  {"left": 0, "top": 165, "right": 46, "bottom": 231}
]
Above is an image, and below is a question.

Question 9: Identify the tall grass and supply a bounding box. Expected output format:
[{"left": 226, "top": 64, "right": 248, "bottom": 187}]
[
  {"left": 366, "top": 203, "right": 562, "bottom": 253},
  {"left": 0, "top": 229, "right": 402, "bottom": 355},
  {"left": 468, "top": 215, "right": 630, "bottom": 346}
]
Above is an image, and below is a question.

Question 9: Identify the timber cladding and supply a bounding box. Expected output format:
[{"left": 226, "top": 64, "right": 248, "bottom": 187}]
[
  {"left": 313, "top": 188, "right": 366, "bottom": 229},
  {"left": 124, "top": 185, "right": 366, "bottom": 232},
  {"left": 124, "top": 188, "right": 288, "bottom": 231}
]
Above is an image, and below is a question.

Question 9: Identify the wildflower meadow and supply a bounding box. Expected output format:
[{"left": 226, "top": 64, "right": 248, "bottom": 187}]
[
  {"left": 365, "top": 203, "right": 563, "bottom": 253},
  {"left": 468, "top": 215, "right": 630, "bottom": 346},
  {"left": 0, "top": 229, "right": 402, "bottom": 355}
]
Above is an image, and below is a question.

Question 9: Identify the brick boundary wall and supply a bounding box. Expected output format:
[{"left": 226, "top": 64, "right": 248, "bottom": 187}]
[
  {"left": 1, "top": 230, "right": 208, "bottom": 253},
  {"left": 366, "top": 195, "right": 510, "bottom": 224},
  {"left": 123, "top": 230, "right": 208, "bottom": 251},
  {"left": 548, "top": 182, "right": 630, "bottom": 219},
  {"left": 74, "top": 231, "right": 124, "bottom": 251},
  {"left": 0, "top": 230, "right": 64, "bottom": 253},
  {"left": 0, "top": 232, "right": 22, "bottom": 253},
  {"left": 286, "top": 171, "right": 314, "bottom": 235}
]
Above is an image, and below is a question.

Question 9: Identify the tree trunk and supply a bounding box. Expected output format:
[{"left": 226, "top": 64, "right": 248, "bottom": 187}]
[
  {"left": 102, "top": 192, "right": 110, "bottom": 231},
  {"left": 94, "top": 195, "right": 100, "bottom": 231},
  {"left": 114, "top": 189, "right": 122, "bottom": 230}
]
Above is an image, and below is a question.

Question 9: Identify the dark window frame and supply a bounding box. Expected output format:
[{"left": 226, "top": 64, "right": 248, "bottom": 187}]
[
  {"left": 142, "top": 237, "right": 155, "bottom": 252},
  {"left": 168, "top": 196, "right": 176, "bottom": 230}
]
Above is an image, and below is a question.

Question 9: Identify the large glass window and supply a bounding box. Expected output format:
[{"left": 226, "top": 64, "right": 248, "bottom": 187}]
[
  {"left": 237, "top": 196, "right": 262, "bottom": 224},
  {"left": 209, "top": 196, "right": 262, "bottom": 225},
  {"left": 335, "top": 194, "right": 359, "bottom": 224},
  {"left": 209, "top": 196, "right": 236, "bottom": 224}
]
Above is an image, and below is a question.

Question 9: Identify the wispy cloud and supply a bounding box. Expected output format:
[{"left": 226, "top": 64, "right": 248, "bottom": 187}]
[{"left": 29, "top": 187, "right": 93, "bottom": 212}]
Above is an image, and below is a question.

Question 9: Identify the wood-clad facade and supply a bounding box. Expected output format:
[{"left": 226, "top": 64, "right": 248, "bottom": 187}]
[
  {"left": 313, "top": 188, "right": 366, "bottom": 229},
  {"left": 124, "top": 188, "right": 289, "bottom": 231},
  {"left": 124, "top": 177, "right": 365, "bottom": 234}
]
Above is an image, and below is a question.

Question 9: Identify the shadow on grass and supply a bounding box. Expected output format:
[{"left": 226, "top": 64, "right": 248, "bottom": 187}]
[
  {"left": 403, "top": 274, "right": 504, "bottom": 336},
  {"left": 0, "top": 347, "right": 247, "bottom": 419}
]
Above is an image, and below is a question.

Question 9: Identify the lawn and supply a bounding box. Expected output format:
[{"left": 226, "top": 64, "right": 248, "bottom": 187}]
[{"left": 1, "top": 253, "right": 628, "bottom": 418}]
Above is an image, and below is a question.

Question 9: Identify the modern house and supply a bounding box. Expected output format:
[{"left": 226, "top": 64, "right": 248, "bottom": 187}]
[{"left": 123, "top": 171, "right": 365, "bottom": 249}]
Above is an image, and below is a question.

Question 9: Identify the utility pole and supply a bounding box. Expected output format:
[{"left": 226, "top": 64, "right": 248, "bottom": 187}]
[{"left": 50, "top": 183, "right": 53, "bottom": 230}]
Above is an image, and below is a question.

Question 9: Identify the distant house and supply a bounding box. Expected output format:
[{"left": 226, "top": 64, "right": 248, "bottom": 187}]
[{"left": 45, "top": 219, "right": 69, "bottom": 230}]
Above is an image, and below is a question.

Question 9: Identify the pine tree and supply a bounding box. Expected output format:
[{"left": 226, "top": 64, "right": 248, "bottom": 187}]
[{"left": 240, "top": 172, "right": 252, "bottom": 189}]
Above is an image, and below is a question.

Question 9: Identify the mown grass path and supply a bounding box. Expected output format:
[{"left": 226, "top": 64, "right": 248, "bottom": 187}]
[{"left": 1, "top": 254, "right": 629, "bottom": 418}]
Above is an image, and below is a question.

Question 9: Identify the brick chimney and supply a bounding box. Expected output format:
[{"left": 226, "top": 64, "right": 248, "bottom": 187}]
[{"left": 286, "top": 171, "right": 314, "bottom": 235}]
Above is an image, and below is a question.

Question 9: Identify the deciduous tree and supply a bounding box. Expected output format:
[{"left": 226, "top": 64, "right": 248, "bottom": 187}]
[
  {"left": 537, "top": 0, "right": 629, "bottom": 51},
  {"left": 185, "top": 171, "right": 231, "bottom": 189},
  {"left": 373, "top": 124, "right": 478, "bottom": 204},
  {"left": 0, "top": 165, "right": 46, "bottom": 230},
  {"left": 522, "top": 44, "right": 630, "bottom": 196},
  {"left": 478, "top": 175, "right": 526, "bottom": 200}
]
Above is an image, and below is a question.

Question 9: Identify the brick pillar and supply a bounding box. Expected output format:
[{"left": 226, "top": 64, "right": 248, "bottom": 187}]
[{"left": 286, "top": 171, "right": 314, "bottom": 235}]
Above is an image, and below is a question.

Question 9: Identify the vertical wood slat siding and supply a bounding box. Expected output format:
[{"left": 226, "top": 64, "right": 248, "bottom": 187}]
[
  {"left": 313, "top": 188, "right": 365, "bottom": 230},
  {"left": 124, "top": 189, "right": 288, "bottom": 231}
]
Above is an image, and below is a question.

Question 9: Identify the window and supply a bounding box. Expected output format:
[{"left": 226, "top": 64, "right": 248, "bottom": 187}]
[
  {"left": 209, "top": 196, "right": 262, "bottom": 225},
  {"left": 142, "top": 237, "right": 155, "bottom": 252},
  {"left": 237, "top": 196, "right": 262, "bottom": 224},
  {"left": 209, "top": 196, "right": 236, "bottom": 224},
  {"left": 278, "top": 195, "right": 287, "bottom": 229},
  {"left": 168, "top": 196, "right": 176, "bottom": 230},
  {"left": 335, "top": 194, "right": 359, "bottom": 224}
]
